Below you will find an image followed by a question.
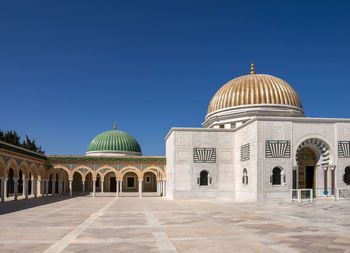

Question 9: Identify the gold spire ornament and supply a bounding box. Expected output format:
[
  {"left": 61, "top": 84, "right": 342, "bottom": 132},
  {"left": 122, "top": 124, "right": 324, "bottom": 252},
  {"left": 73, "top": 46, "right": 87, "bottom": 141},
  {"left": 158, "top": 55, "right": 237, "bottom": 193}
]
[
  {"left": 113, "top": 121, "right": 117, "bottom": 130},
  {"left": 250, "top": 62, "right": 255, "bottom": 74}
]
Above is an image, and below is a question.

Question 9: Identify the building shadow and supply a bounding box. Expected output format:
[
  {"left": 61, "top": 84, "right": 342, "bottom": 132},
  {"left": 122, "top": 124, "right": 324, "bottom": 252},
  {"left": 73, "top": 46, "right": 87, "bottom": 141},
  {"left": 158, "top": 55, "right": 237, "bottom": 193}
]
[{"left": 0, "top": 193, "right": 90, "bottom": 215}]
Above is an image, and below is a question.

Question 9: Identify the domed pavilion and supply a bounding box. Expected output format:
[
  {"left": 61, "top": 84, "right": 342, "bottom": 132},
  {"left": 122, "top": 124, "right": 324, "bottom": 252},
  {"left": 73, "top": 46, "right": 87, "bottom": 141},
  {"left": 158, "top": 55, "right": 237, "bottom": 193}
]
[
  {"left": 86, "top": 122, "right": 142, "bottom": 156},
  {"left": 166, "top": 63, "right": 350, "bottom": 202},
  {"left": 203, "top": 63, "right": 304, "bottom": 128}
]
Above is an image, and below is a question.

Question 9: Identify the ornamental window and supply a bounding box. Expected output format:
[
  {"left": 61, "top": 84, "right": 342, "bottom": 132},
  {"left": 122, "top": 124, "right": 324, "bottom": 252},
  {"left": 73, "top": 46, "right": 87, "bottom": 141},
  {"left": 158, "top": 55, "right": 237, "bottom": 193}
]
[
  {"left": 271, "top": 167, "right": 285, "bottom": 185},
  {"left": 344, "top": 167, "right": 350, "bottom": 185},
  {"left": 197, "top": 170, "right": 211, "bottom": 186},
  {"left": 242, "top": 168, "right": 248, "bottom": 185}
]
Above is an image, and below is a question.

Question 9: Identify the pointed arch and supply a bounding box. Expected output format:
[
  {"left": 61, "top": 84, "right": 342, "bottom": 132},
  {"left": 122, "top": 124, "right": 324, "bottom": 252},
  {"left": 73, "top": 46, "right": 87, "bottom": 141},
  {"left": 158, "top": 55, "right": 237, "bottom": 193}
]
[
  {"left": 71, "top": 166, "right": 93, "bottom": 181},
  {"left": 6, "top": 158, "right": 19, "bottom": 177},
  {"left": 295, "top": 137, "right": 332, "bottom": 166},
  {"left": 29, "top": 163, "right": 39, "bottom": 179},
  {"left": 19, "top": 161, "right": 29, "bottom": 178},
  {"left": 142, "top": 166, "right": 165, "bottom": 180},
  {"left": 53, "top": 165, "right": 71, "bottom": 180},
  {"left": 38, "top": 164, "right": 46, "bottom": 179},
  {"left": 96, "top": 165, "right": 118, "bottom": 178},
  {"left": 120, "top": 166, "right": 142, "bottom": 180}
]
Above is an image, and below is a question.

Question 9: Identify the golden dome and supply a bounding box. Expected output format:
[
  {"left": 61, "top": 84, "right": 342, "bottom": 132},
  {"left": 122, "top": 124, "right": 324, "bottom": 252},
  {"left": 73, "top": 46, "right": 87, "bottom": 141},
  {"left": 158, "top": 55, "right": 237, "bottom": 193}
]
[{"left": 207, "top": 73, "right": 302, "bottom": 115}]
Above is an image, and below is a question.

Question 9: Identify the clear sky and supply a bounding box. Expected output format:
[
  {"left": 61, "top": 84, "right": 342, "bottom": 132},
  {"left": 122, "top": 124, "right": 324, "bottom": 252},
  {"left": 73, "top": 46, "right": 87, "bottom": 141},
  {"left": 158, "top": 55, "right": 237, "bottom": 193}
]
[{"left": 1, "top": 0, "right": 349, "bottom": 156}]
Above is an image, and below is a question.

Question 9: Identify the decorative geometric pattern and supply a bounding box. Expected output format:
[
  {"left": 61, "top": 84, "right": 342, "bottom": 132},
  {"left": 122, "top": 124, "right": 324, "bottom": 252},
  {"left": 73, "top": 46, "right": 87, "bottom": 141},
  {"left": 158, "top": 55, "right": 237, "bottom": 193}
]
[
  {"left": 192, "top": 132, "right": 216, "bottom": 147},
  {"left": 296, "top": 138, "right": 330, "bottom": 166},
  {"left": 266, "top": 140, "right": 290, "bottom": 158},
  {"left": 193, "top": 148, "right": 216, "bottom": 163},
  {"left": 338, "top": 141, "right": 350, "bottom": 158},
  {"left": 241, "top": 144, "right": 250, "bottom": 161}
]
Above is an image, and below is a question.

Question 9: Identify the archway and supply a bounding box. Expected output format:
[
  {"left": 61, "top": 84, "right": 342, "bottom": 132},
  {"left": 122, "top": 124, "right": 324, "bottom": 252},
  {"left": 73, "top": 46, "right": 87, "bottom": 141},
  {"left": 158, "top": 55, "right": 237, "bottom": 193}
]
[
  {"left": 296, "top": 147, "right": 317, "bottom": 190},
  {"left": 85, "top": 172, "right": 93, "bottom": 192},
  {"left": 72, "top": 172, "right": 83, "bottom": 193},
  {"left": 104, "top": 171, "right": 117, "bottom": 192},
  {"left": 142, "top": 172, "right": 156, "bottom": 192},
  {"left": 122, "top": 172, "right": 138, "bottom": 192},
  {"left": 7, "top": 168, "right": 14, "bottom": 197}
]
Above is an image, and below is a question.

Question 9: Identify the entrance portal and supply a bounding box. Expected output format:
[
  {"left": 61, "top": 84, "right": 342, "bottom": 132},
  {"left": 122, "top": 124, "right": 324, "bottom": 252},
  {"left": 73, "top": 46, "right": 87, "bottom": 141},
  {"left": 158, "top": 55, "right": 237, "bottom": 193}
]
[{"left": 297, "top": 147, "right": 317, "bottom": 190}]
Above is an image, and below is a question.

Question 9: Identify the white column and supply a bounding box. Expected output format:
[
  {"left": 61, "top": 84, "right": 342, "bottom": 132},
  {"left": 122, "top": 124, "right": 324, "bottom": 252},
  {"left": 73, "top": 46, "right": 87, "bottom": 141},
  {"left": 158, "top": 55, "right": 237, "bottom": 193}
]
[
  {"left": 162, "top": 180, "right": 166, "bottom": 198},
  {"left": 0, "top": 177, "right": 5, "bottom": 202},
  {"left": 160, "top": 180, "right": 163, "bottom": 196},
  {"left": 38, "top": 179, "right": 43, "bottom": 197},
  {"left": 69, "top": 180, "right": 73, "bottom": 197},
  {"left": 52, "top": 180, "right": 56, "bottom": 195},
  {"left": 4, "top": 178, "right": 7, "bottom": 199},
  {"left": 101, "top": 181, "right": 104, "bottom": 193},
  {"left": 82, "top": 181, "right": 85, "bottom": 193},
  {"left": 31, "top": 179, "right": 34, "bottom": 196},
  {"left": 33, "top": 179, "right": 37, "bottom": 198},
  {"left": 45, "top": 180, "right": 49, "bottom": 197},
  {"left": 157, "top": 180, "right": 161, "bottom": 196},
  {"left": 22, "top": 179, "right": 25, "bottom": 196},
  {"left": 116, "top": 180, "right": 119, "bottom": 198},
  {"left": 138, "top": 180, "right": 142, "bottom": 198},
  {"left": 92, "top": 179, "right": 96, "bottom": 197},
  {"left": 14, "top": 177, "right": 19, "bottom": 200},
  {"left": 24, "top": 178, "right": 29, "bottom": 199}
]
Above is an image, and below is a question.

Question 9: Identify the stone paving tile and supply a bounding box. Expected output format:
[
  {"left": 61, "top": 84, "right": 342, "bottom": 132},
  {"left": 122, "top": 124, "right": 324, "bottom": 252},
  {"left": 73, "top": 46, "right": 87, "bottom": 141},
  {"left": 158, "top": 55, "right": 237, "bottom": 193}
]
[
  {"left": 77, "top": 226, "right": 154, "bottom": 240},
  {"left": 0, "top": 242, "right": 52, "bottom": 253},
  {"left": 1, "top": 195, "right": 350, "bottom": 252},
  {"left": 64, "top": 241, "right": 159, "bottom": 253},
  {"left": 171, "top": 237, "right": 281, "bottom": 253}
]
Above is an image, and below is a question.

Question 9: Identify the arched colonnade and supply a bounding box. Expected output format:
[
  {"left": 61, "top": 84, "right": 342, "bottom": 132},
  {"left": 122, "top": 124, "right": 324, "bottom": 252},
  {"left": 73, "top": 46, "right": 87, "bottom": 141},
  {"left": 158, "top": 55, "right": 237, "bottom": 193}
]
[
  {"left": 0, "top": 157, "right": 70, "bottom": 202},
  {"left": 57, "top": 165, "right": 166, "bottom": 198},
  {"left": 0, "top": 158, "right": 166, "bottom": 202}
]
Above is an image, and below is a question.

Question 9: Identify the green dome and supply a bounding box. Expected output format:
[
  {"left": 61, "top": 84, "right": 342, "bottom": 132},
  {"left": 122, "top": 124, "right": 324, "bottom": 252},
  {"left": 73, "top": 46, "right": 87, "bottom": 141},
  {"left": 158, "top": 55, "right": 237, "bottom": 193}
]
[{"left": 87, "top": 130, "right": 141, "bottom": 154}]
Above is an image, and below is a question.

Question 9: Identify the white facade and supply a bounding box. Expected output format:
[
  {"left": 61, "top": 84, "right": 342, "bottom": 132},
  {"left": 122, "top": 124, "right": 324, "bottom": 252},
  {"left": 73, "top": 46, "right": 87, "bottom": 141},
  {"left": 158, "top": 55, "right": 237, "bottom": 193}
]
[{"left": 166, "top": 116, "right": 350, "bottom": 201}]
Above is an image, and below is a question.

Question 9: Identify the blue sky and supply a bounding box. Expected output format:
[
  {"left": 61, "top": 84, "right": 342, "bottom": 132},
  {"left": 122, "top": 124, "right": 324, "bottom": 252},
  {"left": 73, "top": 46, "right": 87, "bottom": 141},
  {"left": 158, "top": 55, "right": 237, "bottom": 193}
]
[{"left": 1, "top": 0, "right": 349, "bottom": 156}]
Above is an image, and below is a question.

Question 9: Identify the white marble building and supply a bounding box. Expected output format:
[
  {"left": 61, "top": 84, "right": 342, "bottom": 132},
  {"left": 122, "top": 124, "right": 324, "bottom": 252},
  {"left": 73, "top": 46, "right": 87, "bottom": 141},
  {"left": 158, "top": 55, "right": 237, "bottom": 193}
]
[{"left": 165, "top": 64, "right": 350, "bottom": 201}]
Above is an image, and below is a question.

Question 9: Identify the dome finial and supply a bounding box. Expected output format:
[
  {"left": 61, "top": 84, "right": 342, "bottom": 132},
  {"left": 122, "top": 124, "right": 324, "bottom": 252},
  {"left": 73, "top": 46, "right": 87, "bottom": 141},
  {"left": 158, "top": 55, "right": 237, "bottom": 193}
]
[
  {"left": 250, "top": 62, "right": 255, "bottom": 74},
  {"left": 113, "top": 121, "right": 117, "bottom": 130}
]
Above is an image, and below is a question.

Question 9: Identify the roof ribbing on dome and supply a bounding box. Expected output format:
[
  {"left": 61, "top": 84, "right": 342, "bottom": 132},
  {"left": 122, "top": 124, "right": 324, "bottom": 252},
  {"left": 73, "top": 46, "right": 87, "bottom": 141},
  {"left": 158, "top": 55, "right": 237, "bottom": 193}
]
[
  {"left": 87, "top": 130, "right": 141, "bottom": 153},
  {"left": 207, "top": 73, "right": 302, "bottom": 115}
]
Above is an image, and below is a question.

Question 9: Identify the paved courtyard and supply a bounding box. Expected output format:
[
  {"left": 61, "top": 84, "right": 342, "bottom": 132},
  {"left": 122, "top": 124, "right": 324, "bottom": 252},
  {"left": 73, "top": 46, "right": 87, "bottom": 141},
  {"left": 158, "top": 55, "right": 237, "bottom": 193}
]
[{"left": 0, "top": 195, "right": 350, "bottom": 253}]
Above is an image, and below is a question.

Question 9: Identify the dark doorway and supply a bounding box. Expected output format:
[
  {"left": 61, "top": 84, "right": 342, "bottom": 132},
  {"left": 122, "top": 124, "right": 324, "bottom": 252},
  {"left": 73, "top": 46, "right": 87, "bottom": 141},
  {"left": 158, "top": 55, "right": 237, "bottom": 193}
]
[
  {"left": 110, "top": 177, "right": 116, "bottom": 192},
  {"left": 127, "top": 177, "right": 134, "bottom": 188},
  {"left": 305, "top": 166, "right": 314, "bottom": 189}
]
